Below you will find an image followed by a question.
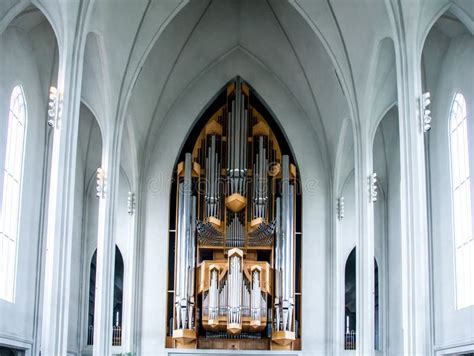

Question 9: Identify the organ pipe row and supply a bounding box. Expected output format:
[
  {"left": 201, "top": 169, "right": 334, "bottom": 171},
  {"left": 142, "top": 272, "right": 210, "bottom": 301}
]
[{"left": 171, "top": 79, "right": 299, "bottom": 350}]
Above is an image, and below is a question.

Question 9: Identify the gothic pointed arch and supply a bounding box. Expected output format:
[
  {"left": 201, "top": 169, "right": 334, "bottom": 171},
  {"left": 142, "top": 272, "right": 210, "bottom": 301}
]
[{"left": 166, "top": 77, "right": 302, "bottom": 350}]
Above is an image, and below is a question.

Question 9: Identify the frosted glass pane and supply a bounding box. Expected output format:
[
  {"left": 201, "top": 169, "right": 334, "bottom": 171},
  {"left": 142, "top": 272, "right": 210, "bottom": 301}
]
[
  {"left": 0, "top": 85, "right": 26, "bottom": 303},
  {"left": 450, "top": 93, "right": 473, "bottom": 309}
]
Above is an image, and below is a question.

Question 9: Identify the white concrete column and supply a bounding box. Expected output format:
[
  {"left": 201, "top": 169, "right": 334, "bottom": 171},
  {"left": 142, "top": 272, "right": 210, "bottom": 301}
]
[
  {"left": 389, "top": 1, "right": 431, "bottom": 354},
  {"left": 355, "top": 140, "right": 375, "bottom": 356},
  {"left": 93, "top": 135, "right": 121, "bottom": 356},
  {"left": 397, "top": 38, "right": 432, "bottom": 356},
  {"left": 41, "top": 30, "right": 88, "bottom": 356}
]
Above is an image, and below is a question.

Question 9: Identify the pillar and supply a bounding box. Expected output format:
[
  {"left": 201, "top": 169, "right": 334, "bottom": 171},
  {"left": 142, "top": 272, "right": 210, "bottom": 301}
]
[
  {"left": 387, "top": 1, "right": 431, "bottom": 353},
  {"left": 40, "top": 25, "right": 88, "bottom": 356},
  {"left": 355, "top": 139, "right": 375, "bottom": 356},
  {"left": 93, "top": 135, "right": 121, "bottom": 356}
]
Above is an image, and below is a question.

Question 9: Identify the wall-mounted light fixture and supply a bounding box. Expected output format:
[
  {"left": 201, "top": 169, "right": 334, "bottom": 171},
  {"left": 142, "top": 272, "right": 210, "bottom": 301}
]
[
  {"left": 47, "top": 86, "right": 62, "bottom": 128},
  {"left": 369, "top": 173, "right": 378, "bottom": 203},
  {"left": 421, "top": 92, "right": 431, "bottom": 132},
  {"left": 96, "top": 167, "right": 107, "bottom": 198},
  {"left": 127, "top": 191, "right": 135, "bottom": 215},
  {"left": 337, "top": 197, "right": 345, "bottom": 220}
]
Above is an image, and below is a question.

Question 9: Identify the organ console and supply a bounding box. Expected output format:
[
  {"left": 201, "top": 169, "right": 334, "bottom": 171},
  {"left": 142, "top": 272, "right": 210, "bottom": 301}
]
[{"left": 169, "top": 78, "right": 301, "bottom": 350}]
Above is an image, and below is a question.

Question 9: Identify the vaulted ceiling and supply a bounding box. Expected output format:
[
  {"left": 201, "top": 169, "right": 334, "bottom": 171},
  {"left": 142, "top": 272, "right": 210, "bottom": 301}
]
[
  {"left": 84, "top": 0, "right": 396, "bottom": 173},
  {"left": 3, "top": 0, "right": 473, "bottom": 178}
]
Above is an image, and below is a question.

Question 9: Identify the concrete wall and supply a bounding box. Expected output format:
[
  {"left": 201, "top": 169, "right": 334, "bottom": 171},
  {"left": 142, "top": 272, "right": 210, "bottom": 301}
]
[
  {"left": 425, "top": 29, "right": 474, "bottom": 352},
  {"left": 0, "top": 20, "right": 56, "bottom": 353},
  {"left": 373, "top": 107, "right": 403, "bottom": 356}
]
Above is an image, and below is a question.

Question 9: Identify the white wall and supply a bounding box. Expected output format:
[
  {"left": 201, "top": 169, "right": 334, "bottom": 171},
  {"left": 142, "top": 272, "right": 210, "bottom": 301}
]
[
  {"left": 373, "top": 107, "right": 401, "bottom": 355},
  {"left": 0, "top": 22, "right": 55, "bottom": 352},
  {"left": 426, "top": 29, "right": 474, "bottom": 350}
]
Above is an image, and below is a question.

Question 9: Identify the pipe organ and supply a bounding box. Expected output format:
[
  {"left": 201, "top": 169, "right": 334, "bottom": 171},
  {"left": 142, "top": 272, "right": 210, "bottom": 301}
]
[{"left": 170, "top": 78, "right": 300, "bottom": 350}]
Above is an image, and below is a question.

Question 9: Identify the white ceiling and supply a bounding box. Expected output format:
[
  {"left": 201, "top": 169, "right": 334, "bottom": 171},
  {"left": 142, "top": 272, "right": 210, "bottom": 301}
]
[{"left": 5, "top": 0, "right": 471, "bottom": 179}]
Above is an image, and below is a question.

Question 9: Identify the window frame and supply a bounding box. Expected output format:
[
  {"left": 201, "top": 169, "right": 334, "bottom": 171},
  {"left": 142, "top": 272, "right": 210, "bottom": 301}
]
[
  {"left": 448, "top": 91, "right": 474, "bottom": 310},
  {"left": 0, "top": 83, "right": 27, "bottom": 303}
]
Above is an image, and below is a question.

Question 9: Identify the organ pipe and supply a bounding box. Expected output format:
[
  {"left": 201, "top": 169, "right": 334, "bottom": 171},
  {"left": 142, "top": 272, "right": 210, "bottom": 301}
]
[
  {"left": 227, "top": 251, "right": 243, "bottom": 330},
  {"left": 209, "top": 267, "right": 219, "bottom": 323},
  {"left": 171, "top": 79, "right": 299, "bottom": 349},
  {"left": 174, "top": 153, "right": 196, "bottom": 331},
  {"left": 251, "top": 268, "right": 262, "bottom": 323},
  {"left": 227, "top": 79, "right": 247, "bottom": 196},
  {"left": 206, "top": 135, "right": 220, "bottom": 219},
  {"left": 274, "top": 155, "right": 295, "bottom": 333}
]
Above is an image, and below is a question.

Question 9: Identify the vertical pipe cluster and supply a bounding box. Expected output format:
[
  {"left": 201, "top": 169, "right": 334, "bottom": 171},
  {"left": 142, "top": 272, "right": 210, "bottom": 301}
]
[
  {"left": 175, "top": 153, "right": 197, "bottom": 331},
  {"left": 253, "top": 136, "right": 268, "bottom": 219},
  {"left": 226, "top": 215, "right": 244, "bottom": 247},
  {"left": 208, "top": 268, "right": 219, "bottom": 322},
  {"left": 242, "top": 279, "right": 251, "bottom": 317},
  {"left": 227, "top": 254, "right": 243, "bottom": 327},
  {"left": 218, "top": 278, "right": 228, "bottom": 316},
  {"left": 251, "top": 269, "right": 262, "bottom": 323},
  {"left": 205, "top": 135, "right": 221, "bottom": 219},
  {"left": 227, "top": 80, "right": 248, "bottom": 195},
  {"left": 273, "top": 155, "right": 295, "bottom": 332}
]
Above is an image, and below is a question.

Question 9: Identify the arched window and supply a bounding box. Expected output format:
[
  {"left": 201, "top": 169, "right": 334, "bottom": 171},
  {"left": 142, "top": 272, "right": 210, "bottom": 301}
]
[
  {"left": 344, "top": 248, "right": 379, "bottom": 350},
  {"left": 449, "top": 93, "right": 473, "bottom": 309},
  {"left": 0, "top": 85, "right": 27, "bottom": 302},
  {"left": 344, "top": 249, "right": 356, "bottom": 350},
  {"left": 87, "top": 246, "right": 124, "bottom": 346}
]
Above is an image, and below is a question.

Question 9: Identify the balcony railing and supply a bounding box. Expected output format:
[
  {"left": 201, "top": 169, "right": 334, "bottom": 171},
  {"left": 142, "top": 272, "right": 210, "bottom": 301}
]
[
  {"left": 344, "top": 330, "right": 356, "bottom": 350},
  {"left": 87, "top": 325, "right": 122, "bottom": 346}
]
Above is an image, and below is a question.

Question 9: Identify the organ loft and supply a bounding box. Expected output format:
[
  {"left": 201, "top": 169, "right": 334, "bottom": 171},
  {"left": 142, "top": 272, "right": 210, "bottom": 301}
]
[{"left": 166, "top": 78, "right": 302, "bottom": 351}]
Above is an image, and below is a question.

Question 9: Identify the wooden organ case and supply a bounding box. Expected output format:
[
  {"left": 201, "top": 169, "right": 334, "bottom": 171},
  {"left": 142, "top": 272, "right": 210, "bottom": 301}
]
[{"left": 167, "top": 78, "right": 301, "bottom": 351}]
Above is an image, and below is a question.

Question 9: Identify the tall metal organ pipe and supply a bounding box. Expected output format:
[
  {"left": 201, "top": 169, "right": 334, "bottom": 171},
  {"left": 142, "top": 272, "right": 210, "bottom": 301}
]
[
  {"left": 274, "top": 155, "right": 295, "bottom": 333},
  {"left": 206, "top": 135, "right": 220, "bottom": 219},
  {"left": 226, "top": 80, "right": 247, "bottom": 196},
  {"left": 228, "top": 253, "right": 243, "bottom": 327},
  {"left": 174, "top": 153, "right": 196, "bottom": 331},
  {"left": 251, "top": 269, "right": 262, "bottom": 322},
  {"left": 274, "top": 197, "right": 282, "bottom": 330},
  {"left": 209, "top": 268, "right": 219, "bottom": 322},
  {"left": 253, "top": 136, "right": 268, "bottom": 219}
]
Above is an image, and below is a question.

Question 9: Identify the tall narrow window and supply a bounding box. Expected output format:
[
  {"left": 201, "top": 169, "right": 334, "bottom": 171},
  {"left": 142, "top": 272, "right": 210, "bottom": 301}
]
[
  {"left": 449, "top": 93, "right": 473, "bottom": 309},
  {"left": 87, "top": 246, "right": 124, "bottom": 346},
  {"left": 0, "top": 85, "right": 26, "bottom": 302},
  {"left": 344, "top": 248, "right": 380, "bottom": 350}
]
